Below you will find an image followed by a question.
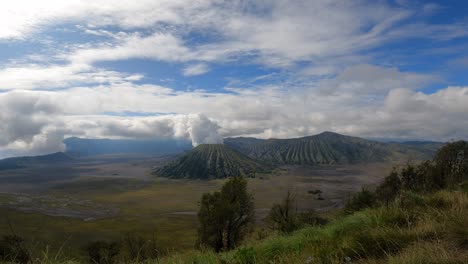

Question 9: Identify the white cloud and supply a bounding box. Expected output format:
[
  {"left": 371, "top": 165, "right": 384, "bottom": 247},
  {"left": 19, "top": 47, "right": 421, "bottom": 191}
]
[
  {"left": 182, "top": 64, "right": 210, "bottom": 76},
  {"left": 0, "top": 1, "right": 467, "bottom": 157},
  {"left": 0, "top": 63, "right": 142, "bottom": 90},
  {"left": 1, "top": 64, "right": 467, "bottom": 157},
  {"left": 0, "top": 0, "right": 208, "bottom": 39}
]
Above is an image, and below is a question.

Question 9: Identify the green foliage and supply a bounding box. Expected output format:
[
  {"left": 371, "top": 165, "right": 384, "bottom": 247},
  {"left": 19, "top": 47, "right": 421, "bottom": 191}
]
[
  {"left": 154, "top": 144, "right": 269, "bottom": 179},
  {"left": 84, "top": 240, "right": 120, "bottom": 264},
  {"left": 267, "top": 191, "right": 301, "bottom": 234},
  {"left": 267, "top": 191, "right": 324, "bottom": 234},
  {"left": 374, "top": 141, "right": 468, "bottom": 208},
  {"left": 233, "top": 247, "right": 256, "bottom": 264},
  {"left": 0, "top": 235, "right": 30, "bottom": 264},
  {"left": 434, "top": 140, "right": 468, "bottom": 188},
  {"left": 121, "top": 233, "right": 159, "bottom": 262},
  {"left": 197, "top": 177, "right": 254, "bottom": 252},
  {"left": 375, "top": 169, "right": 401, "bottom": 206},
  {"left": 159, "top": 190, "right": 468, "bottom": 263},
  {"left": 344, "top": 188, "right": 377, "bottom": 214}
]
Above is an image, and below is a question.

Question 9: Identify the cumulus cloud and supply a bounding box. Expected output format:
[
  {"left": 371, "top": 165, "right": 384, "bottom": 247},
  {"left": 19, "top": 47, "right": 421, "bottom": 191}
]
[
  {"left": 0, "top": 90, "right": 225, "bottom": 157},
  {"left": 0, "top": 63, "right": 467, "bottom": 158},
  {"left": 0, "top": 1, "right": 467, "bottom": 158}
]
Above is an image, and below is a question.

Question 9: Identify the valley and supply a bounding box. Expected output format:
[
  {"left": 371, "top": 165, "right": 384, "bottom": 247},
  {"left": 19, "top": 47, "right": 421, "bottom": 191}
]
[{"left": 0, "top": 152, "right": 395, "bottom": 258}]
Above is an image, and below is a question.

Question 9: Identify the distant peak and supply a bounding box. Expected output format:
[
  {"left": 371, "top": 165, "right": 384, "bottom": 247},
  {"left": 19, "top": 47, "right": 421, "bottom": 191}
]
[{"left": 316, "top": 131, "right": 343, "bottom": 136}]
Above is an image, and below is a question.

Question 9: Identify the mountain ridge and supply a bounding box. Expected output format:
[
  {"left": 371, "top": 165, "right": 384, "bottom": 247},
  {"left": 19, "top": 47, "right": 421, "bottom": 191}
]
[
  {"left": 224, "top": 131, "right": 442, "bottom": 165},
  {"left": 0, "top": 152, "right": 73, "bottom": 171},
  {"left": 153, "top": 144, "right": 270, "bottom": 179}
]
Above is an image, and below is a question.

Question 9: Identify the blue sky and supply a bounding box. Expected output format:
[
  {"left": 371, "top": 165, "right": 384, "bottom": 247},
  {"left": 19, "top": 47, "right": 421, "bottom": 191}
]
[{"left": 0, "top": 0, "right": 467, "bottom": 157}]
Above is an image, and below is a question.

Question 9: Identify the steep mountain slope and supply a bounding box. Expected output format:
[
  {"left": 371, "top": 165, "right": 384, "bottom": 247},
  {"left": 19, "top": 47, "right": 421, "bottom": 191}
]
[
  {"left": 0, "top": 152, "right": 73, "bottom": 170},
  {"left": 225, "top": 132, "right": 440, "bottom": 165},
  {"left": 153, "top": 144, "right": 269, "bottom": 179},
  {"left": 64, "top": 137, "right": 192, "bottom": 156}
]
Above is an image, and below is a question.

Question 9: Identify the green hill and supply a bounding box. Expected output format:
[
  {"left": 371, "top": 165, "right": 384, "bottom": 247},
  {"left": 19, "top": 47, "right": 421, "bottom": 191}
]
[
  {"left": 0, "top": 152, "right": 73, "bottom": 171},
  {"left": 153, "top": 144, "right": 269, "bottom": 179},
  {"left": 225, "top": 132, "right": 440, "bottom": 165}
]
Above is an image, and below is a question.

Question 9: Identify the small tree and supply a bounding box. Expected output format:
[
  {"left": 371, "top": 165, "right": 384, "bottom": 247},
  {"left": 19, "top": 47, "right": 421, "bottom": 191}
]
[
  {"left": 267, "top": 191, "right": 301, "bottom": 233},
  {"left": 197, "top": 177, "right": 254, "bottom": 252},
  {"left": 376, "top": 169, "right": 401, "bottom": 206}
]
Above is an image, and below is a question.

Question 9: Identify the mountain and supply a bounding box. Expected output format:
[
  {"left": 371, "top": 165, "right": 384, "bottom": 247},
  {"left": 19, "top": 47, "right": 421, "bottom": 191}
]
[
  {"left": 153, "top": 144, "right": 270, "bottom": 179},
  {"left": 0, "top": 152, "right": 73, "bottom": 171},
  {"left": 64, "top": 137, "right": 192, "bottom": 156},
  {"left": 225, "top": 131, "right": 441, "bottom": 165}
]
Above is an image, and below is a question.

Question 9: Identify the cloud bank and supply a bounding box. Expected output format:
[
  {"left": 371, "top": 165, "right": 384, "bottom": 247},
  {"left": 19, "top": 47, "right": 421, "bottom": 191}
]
[{"left": 0, "top": 1, "right": 467, "bottom": 158}]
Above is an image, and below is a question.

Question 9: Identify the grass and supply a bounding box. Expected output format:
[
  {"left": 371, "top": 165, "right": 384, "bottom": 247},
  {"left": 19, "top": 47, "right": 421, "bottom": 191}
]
[{"left": 153, "top": 189, "right": 468, "bottom": 264}]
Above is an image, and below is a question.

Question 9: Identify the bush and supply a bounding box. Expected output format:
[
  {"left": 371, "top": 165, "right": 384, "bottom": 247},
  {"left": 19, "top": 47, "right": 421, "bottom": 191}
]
[
  {"left": 434, "top": 141, "right": 468, "bottom": 189},
  {"left": 267, "top": 191, "right": 301, "bottom": 233},
  {"left": 121, "top": 233, "right": 159, "bottom": 262},
  {"left": 0, "top": 235, "right": 30, "bottom": 264},
  {"left": 344, "top": 189, "right": 377, "bottom": 214},
  {"left": 84, "top": 240, "right": 120, "bottom": 264},
  {"left": 375, "top": 169, "right": 401, "bottom": 206}
]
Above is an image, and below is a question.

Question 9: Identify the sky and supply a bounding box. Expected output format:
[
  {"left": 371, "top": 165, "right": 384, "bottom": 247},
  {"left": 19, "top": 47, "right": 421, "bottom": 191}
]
[{"left": 0, "top": 0, "right": 468, "bottom": 157}]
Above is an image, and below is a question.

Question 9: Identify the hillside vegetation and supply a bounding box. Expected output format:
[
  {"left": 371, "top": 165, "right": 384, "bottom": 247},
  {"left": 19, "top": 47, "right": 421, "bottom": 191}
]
[
  {"left": 159, "top": 189, "right": 468, "bottom": 264},
  {"left": 153, "top": 144, "right": 269, "bottom": 179}
]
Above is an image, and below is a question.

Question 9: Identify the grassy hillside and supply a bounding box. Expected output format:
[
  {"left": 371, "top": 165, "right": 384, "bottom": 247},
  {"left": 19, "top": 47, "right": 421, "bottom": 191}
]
[
  {"left": 0, "top": 152, "right": 72, "bottom": 171},
  {"left": 158, "top": 189, "right": 468, "bottom": 264},
  {"left": 225, "top": 132, "right": 439, "bottom": 165},
  {"left": 153, "top": 144, "right": 270, "bottom": 179}
]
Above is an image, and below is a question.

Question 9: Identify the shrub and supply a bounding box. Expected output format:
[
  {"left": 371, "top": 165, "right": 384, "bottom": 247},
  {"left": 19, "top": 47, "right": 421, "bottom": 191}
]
[
  {"left": 344, "top": 189, "right": 377, "bottom": 214},
  {"left": 299, "top": 211, "right": 327, "bottom": 227},
  {"left": 84, "top": 240, "right": 120, "bottom": 264},
  {"left": 433, "top": 141, "right": 468, "bottom": 189},
  {"left": 0, "top": 235, "right": 30, "bottom": 264},
  {"left": 267, "top": 191, "right": 301, "bottom": 233},
  {"left": 121, "top": 233, "right": 159, "bottom": 262},
  {"left": 375, "top": 169, "right": 401, "bottom": 206}
]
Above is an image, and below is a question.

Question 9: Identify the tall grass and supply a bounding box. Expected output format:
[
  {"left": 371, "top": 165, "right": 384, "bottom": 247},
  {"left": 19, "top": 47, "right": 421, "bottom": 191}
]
[{"left": 154, "top": 189, "right": 468, "bottom": 264}]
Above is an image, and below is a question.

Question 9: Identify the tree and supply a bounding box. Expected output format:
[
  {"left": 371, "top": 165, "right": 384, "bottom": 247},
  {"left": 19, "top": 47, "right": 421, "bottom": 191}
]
[
  {"left": 197, "top": 177, "right": 254, "bottom": 252},
  {"left": 375, "top": 169, "right": 401, "bottom": 206},
  {"left": 267, "top": 191, "right": 301, "bottom": 233},
  {"left": 400, "top": 163, "right": 419, "bottom": 191},
  {"left": 434, "top": 141, "right": 468, "bottom": 188}
]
